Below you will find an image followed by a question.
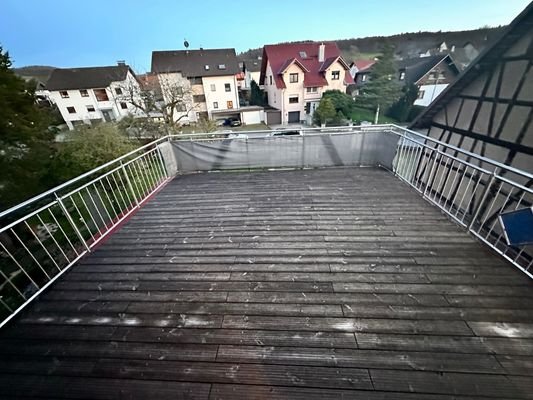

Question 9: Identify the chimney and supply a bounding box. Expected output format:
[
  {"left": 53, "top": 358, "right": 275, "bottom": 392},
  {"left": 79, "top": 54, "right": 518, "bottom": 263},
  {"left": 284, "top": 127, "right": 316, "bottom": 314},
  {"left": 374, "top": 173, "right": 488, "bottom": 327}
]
[
  {"left": 318, "top": 43, "right": 325, "bottom": 63},
  {"left": 117, "top": 60, "right": 126, "bottom": 66}
]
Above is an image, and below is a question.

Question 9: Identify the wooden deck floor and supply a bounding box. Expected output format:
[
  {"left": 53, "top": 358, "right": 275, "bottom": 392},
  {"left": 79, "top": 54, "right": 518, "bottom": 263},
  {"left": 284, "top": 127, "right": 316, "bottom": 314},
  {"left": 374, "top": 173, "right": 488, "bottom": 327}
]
[{"left": 1, "top": 167, "right": 533, "bottom": 399}]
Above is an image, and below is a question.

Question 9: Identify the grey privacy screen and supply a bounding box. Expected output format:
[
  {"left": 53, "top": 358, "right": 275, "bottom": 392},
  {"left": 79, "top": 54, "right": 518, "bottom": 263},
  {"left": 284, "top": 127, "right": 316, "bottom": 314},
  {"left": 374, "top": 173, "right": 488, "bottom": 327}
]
[{"left": 170, "top": 131, "right": 399, "bottom": 173}]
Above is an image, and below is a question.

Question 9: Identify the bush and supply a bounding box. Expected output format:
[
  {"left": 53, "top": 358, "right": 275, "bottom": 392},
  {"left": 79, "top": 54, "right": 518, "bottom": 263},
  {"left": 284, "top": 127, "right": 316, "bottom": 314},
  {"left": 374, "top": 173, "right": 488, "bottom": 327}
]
[{"left": 51, "top": 124, "right": 138, "bottom": 182}]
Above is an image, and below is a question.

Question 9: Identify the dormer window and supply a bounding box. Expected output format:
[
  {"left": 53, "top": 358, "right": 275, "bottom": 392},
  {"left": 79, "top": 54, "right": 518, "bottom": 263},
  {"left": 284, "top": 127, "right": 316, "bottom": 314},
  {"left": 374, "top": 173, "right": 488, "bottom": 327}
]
[
  {"left": 218, "top": 64, "right": 226, "bottom": 70},
  {"left": 205, "top": 65, "right": 210, "bottom": 70},
  {"left": 399, "top": 71, "right": 406, "bottom": 80},
  {"left": 289, "top": 73, "right": 298, "bottom": 83},
  {"left": 332, "top": 71, "right": 340, "bottom": 80}
]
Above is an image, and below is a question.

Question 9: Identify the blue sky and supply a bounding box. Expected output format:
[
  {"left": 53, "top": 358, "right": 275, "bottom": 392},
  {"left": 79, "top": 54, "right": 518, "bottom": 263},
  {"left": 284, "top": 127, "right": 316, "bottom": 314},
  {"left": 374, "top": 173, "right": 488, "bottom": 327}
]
[{"left": 1, "top": 0, "right": 530, "bottom": 70}]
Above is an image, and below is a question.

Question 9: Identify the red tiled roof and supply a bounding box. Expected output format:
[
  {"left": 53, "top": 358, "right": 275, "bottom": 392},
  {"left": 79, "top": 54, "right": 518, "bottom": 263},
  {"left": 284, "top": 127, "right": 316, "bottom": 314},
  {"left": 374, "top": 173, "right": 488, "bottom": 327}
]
[
  {"left": 352, "top": 60, "right": 375, "bottom": 72},
  {"left": 260, "top": 42, "right": 353, "bottom": 89}
]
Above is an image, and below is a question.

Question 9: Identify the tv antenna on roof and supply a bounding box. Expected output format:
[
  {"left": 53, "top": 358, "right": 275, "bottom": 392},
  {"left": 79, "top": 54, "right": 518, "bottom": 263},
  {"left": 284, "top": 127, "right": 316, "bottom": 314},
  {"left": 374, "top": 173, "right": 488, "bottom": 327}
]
[{"left": 184, "top": 39, "right": 189, "bottom": 49}]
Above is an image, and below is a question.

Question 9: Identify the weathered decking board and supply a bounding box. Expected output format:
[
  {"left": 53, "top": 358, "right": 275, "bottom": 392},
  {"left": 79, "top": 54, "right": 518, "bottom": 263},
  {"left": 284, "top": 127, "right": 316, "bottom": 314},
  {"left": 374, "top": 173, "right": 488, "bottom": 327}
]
[{"left": 1, "top": 167, "right": 532, "bottom": 399}]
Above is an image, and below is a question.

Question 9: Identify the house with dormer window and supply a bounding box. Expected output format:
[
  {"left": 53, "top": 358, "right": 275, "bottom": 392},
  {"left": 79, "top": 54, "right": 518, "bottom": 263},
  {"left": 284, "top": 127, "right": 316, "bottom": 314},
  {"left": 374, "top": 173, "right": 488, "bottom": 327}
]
[
  {"left": 151, "top": 48, "right": 240, "bottom": 123},
  {"left": 45, "top": 63, "right": 142, "bottom": 130},
  {"left": 260, "top": 42, "right": 353, "bottom": 124}
]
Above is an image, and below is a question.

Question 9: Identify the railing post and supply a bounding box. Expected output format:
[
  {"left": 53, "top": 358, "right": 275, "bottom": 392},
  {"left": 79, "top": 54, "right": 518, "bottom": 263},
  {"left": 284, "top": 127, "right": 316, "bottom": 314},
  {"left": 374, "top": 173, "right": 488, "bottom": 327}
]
[
  {"left": 121, "top": 161, "right": 140, "bottom": 208},
  {"left": 55, "top": 193, "right": 91, "bottom": 253},
  {"left": 467, "top": 170, "right": 497, "bottom": 231},
  {"left": 156, "top": 143, "right": 170, "bottom": 178}
]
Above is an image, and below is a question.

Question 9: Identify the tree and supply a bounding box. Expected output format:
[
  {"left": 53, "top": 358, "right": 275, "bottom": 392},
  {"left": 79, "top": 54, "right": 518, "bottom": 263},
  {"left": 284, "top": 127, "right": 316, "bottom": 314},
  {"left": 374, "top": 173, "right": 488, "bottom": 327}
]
[
  {"left": 118, "top": 73, "right": 198, "bottom": 135},
  {"left": 0, "top": 46, "right": 56, "bottom": 209},
  {"left": 387, "top": 83, "right": 419, "bottom": 122},
  {"left": 51, "top": 124, "right": 137, "bottom": 182},
  {"left": 355, "top": 43, "right": 402, "bottom": 113},
  {"left": 250, "top": 80, "right": 266, "bottom": 106},
  {"left": 313, "top": 97, "right": 337, "bottom": 125},
  {"left": 321, "top": 90, "right": 356, "bottom": 118}
]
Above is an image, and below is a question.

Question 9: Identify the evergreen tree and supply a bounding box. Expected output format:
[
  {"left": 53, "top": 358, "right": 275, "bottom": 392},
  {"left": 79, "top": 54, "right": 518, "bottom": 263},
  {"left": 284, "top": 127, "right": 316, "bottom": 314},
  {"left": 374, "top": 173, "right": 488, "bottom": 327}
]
[
  {"left": 388, "top": 83, "right": 419, "bottom": 122},
  {"left": 313, "top": 97, "right": 337, "bottom": 125},
  {"left": 0, "top": 46, "right": 56, "bottom": 209},
  {"left": 355, "top": 43, "right": 402, "bottom": 112},
  {"left": 250, "top": 80, "right": 265, "bottom": 106}
]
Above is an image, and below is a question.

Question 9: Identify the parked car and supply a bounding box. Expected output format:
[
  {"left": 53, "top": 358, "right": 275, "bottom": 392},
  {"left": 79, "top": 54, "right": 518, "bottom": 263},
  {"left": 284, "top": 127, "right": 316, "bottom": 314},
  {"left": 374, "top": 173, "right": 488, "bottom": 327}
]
[
  {"left": 223, "top": 118, "right": 242, "bottom": 127},
  {"left": 271, "top": 129, "right": 302, "bottom": 136}
]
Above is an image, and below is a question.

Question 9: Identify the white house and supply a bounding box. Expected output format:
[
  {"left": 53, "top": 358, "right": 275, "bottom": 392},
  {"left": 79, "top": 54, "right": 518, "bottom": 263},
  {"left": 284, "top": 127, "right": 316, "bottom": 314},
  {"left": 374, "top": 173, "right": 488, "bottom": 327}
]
[
  {"left": 239, "top": 58, "right": 262, "bottom": 90},
  {"left": 45, "top": 63, "right": 142, "bottom": 130},
  {"left": 151, "top": 48, "right": 246, "bottom": 124},
  {"left": 260, "top": 42, "right": 353, "bottom": 125},
  {"left": 396, "top": 54, "right": 461, "bottom": 107}
]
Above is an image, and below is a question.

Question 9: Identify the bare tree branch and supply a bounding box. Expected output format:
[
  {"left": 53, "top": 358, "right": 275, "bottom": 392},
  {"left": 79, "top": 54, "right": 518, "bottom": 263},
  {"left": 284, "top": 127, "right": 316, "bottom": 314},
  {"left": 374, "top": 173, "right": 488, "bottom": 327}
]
[{"left": 117, "top": 72, "right": 200, "bottom": 134}]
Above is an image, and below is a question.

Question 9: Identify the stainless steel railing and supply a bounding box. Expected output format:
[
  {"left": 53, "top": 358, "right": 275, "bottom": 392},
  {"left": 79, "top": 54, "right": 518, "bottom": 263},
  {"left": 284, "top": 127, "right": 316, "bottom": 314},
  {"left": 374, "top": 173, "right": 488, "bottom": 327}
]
[
  {"left": 0, "top": 124, "right": 531, "bottom": 327},
  {"left": 0, "top": 138, "right": 170, "bottom": 327},
  {"left": 387, "top": 125, "right": 532, "bottom": 277}
]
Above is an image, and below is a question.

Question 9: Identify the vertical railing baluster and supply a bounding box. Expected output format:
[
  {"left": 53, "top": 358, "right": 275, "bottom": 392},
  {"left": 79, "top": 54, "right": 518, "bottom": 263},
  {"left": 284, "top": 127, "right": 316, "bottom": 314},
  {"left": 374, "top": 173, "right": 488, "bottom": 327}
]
[
  {"left": 55, "top": 194, "right": 91, "bottom": 253},
  {"left": 121, "top": 161, "right": 140, "bottom": 207}
]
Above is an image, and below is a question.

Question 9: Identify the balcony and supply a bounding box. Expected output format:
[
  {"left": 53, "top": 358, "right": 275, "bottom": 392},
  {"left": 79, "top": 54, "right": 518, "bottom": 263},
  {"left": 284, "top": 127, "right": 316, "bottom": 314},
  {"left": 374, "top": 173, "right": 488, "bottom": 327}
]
[{"left": 0, "top": 126, "right": 532, "bottom": 399}]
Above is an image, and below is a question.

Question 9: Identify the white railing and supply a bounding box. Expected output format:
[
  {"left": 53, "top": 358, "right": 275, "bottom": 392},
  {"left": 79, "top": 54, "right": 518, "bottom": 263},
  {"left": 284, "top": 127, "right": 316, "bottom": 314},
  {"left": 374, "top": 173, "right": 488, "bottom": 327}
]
[
  {"left": 0, "top": 138, "right": 171, "bottom": 327},
  {"left": 388, "top": 125, "right": 533, "bottom": 278},
  {"left": 0, "top": 124, "right": 531, "bottom": 327}
]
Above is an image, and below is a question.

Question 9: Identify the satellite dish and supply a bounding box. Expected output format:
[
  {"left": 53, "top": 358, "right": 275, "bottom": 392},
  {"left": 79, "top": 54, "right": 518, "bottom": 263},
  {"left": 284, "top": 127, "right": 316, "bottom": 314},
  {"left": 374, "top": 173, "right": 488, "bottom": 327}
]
[{"left": 184, "top": 39, "right": 189, "bottom": 49}]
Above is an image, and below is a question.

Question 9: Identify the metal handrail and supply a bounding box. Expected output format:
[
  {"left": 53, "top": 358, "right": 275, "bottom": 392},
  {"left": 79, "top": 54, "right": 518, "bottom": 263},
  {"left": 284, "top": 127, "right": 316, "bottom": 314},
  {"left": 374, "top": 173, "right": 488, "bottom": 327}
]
[
  {"left": 0, "top": 138, "right": 171, "bottom": 328},
  {"left": 389, "top": 124, "right": 533, "bottom": 180},
  {"left": 0, "top": 123, "right": 531, "bottom": 329},
  {"left": 0, "top": 136, "right": 169, "bottom": 219}
]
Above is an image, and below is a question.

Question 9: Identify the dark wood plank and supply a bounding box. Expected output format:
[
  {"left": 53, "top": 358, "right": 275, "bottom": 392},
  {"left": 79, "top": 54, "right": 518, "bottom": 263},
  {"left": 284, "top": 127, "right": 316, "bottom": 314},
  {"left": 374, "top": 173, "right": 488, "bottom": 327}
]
[
  {"left": 0, "top": 339, "right": 218, "bottom": 361},
  {"left": 112, "top": 327, "right": 357, "bottom": 348},
  {"left": 342, "top": 304, "right": 533, "bottom": 322},
  {"left": 0, "top": 374, "right": 210, "bottom": 400},
  {"left": 467, "top": 322, "right": 533, "bottom": 338},
  {"left": 370, "top": 369, "right": 530, "bottom": 398},
  {"left": 91, "top": 359, "right": 374, "bottom": 390},
  {"left": 216, "top": 345, "right": 503, "bottom": 373},
  {"left": 126, "top": 301, "right": 344, "bottom": 317},
  {"left": 209, "top": 384, "right": 462, "bottom": 400},
  {"left": 226, "top": 291, "right": 450, "bottom": 306},
  {"left": 355, "top": 333, "right": 533, "bottom": 355},
  {"left": 221, "top": 315, "right": 473, "bottom": 335}
]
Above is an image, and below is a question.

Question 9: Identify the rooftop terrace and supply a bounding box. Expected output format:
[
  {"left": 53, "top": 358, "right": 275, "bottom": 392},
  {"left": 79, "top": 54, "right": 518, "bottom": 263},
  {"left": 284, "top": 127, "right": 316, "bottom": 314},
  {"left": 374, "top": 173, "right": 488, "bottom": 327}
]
[{"left": 0, "top": 126, "right": 532, "bottom": 399}]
